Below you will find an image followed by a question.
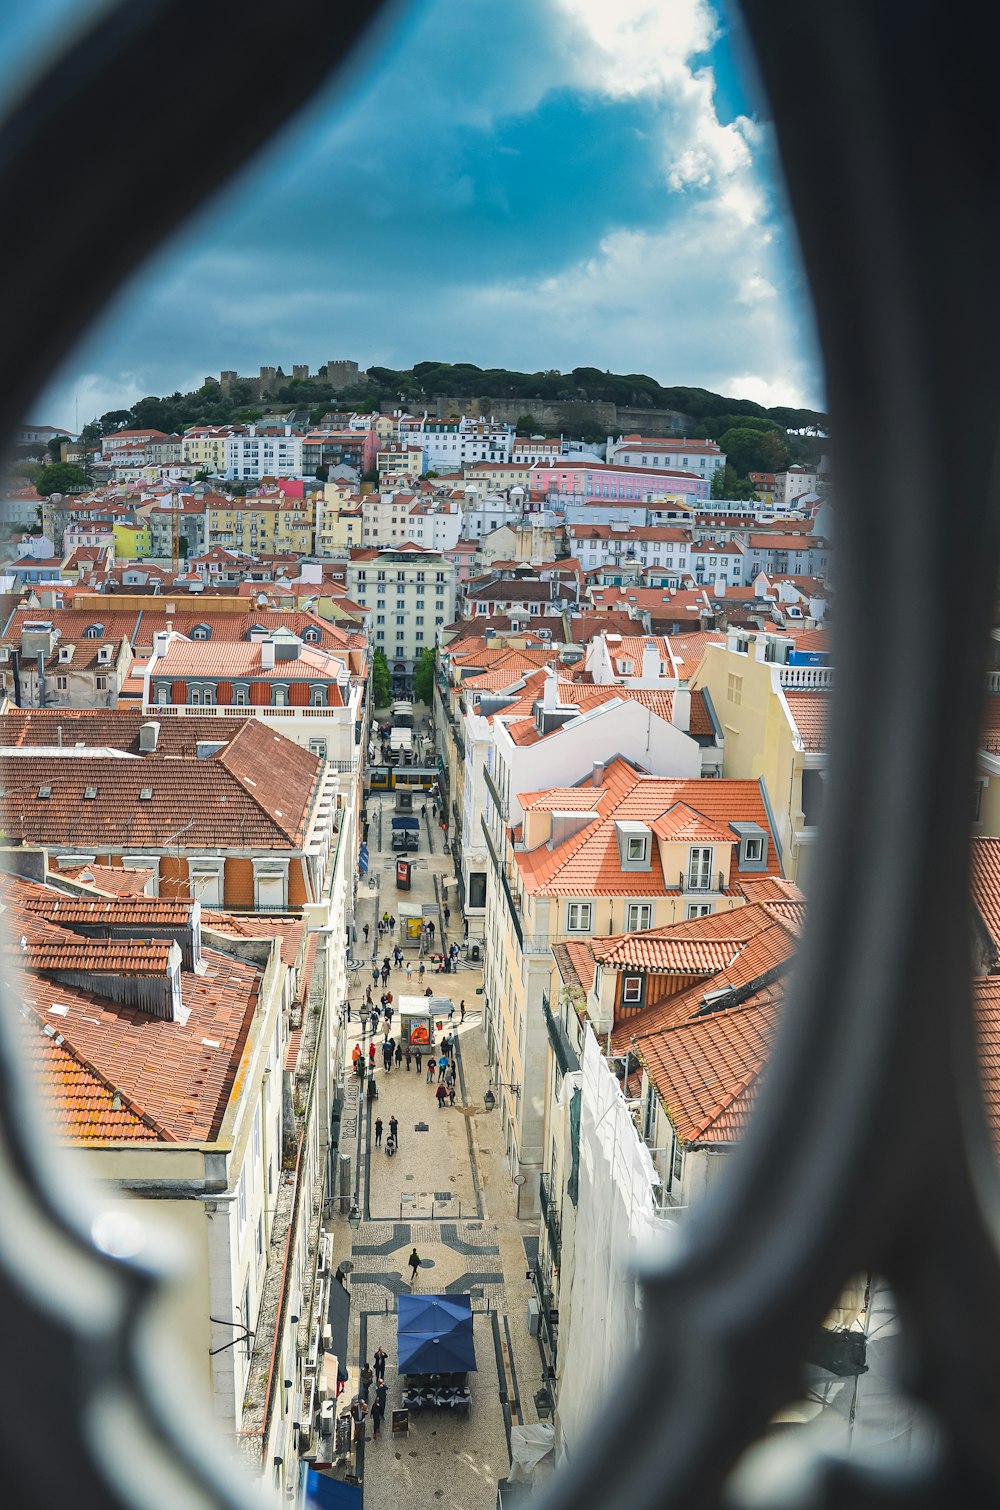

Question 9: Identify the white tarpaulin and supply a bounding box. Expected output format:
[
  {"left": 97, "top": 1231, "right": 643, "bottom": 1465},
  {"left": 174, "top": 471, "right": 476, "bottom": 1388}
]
[
  {"left": 508, "top": 1422, "right": 555, "bottom": 1482},
  {"left": 555, "top": 1030, "right": 667, "bottom": 1456}
]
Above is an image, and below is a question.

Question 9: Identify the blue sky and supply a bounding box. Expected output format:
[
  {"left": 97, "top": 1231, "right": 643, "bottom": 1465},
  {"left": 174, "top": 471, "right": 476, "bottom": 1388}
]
[{"left": 3, "top": 0, "right": 823, "bottom": 431}]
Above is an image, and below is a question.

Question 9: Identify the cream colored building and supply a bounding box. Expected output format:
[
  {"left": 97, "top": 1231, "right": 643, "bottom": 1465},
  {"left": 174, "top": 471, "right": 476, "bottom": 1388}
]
[
  {"left": 206, "top": 496, "right": 315, "bottom": 555},
  {"left": 345, "top": 543, "right": 455, "bottom": 694},
  {"left": 181, "top": 427, "right": 230, "bottom": 473},
  {"left": 690, "top": 629, "right": 830, "bottom": 883}
]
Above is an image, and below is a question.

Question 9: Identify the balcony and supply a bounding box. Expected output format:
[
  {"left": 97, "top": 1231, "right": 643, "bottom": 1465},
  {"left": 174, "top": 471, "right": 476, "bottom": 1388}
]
[
  {"left": 542, "top": 990, "right": 579, "bottom": 1074},
  {"left": 522, "top": 934, "right": 554, "bottom": 957},
  {"left": 775, "top": 663, "right": 834, "bottom": 689},
  {"left": 679, "top": 871, "right": 725, "bottom": 894},
  {"left": 538, "top": 1172, "right": 561, "bottom": 1259},
  {"left": 483, "top": 764, "right": 509, "bottom": 823}
]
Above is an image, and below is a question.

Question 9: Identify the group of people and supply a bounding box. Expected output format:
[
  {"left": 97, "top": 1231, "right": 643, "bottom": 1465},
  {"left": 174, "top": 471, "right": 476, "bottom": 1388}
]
[
  {"left": 373, "top": 1114, "right": 398, "bottom": 1152},
  {"left": 350, "top": 1345, "right": 390, "bottom": 1440}
]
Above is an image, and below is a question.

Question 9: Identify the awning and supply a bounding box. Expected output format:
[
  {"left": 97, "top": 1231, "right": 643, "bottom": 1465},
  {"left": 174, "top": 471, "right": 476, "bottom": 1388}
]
[
  {"left": 391, "top": 816, "right": 420, "bottom": 830},
  {"left": 307, "top": 1470, "right": 362, "bottom": 1509},
  {"left": 397, "top": 1293, "right": 477, "bottom": 1374}
]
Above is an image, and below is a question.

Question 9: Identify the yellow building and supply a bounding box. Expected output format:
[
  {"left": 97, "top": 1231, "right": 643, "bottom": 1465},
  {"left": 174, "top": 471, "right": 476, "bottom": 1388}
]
[
  {"left": 206, "top": 497, "right": 314, "bottom": 555},
  {"left": 690, "top": 629, "right": 830, "bottom": 884},
  {"left": 181, "top": 427, "right": 229, "bottom": 473},
  {"left": 463, "top": 461, "right": 533, "bottom": 495},
  {"left": 316, "top": 488, "right": 364, "bottom": 554},
  {"left": 112, "top": 521, "right": 151, "bottom": 559}
]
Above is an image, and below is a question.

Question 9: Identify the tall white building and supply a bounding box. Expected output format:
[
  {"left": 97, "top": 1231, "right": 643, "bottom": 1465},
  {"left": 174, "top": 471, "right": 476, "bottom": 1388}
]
[
  {"left": 225, "top": 427, "right": 304, "bottom": 480},
  {"left": 346, "top": 543, "right": 456, "bottom": 694}
]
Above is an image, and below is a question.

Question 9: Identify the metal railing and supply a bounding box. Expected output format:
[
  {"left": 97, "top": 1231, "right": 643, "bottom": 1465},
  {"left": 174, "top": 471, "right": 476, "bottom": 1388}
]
[
  {"left": 678, "top": 871, "right": 725, "bottom": 894},
  {"left": 483, "top": 763, "right": 509, "bottom": 823},
  {"left": 538, "top": 1173, "right": 561, "bottom": 1258}
]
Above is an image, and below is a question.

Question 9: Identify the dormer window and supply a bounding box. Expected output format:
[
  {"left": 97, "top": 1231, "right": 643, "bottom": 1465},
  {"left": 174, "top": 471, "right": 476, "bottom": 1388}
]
[
  {"left": 191, "top": 624, "right": 211, "bottom": 640},
  {"left": 626, "top": 836, "right": 647, "bottom": 863},
  {"left": 616, "top": 821, "right": 651, "bottom": 871},
  {"left": 731, "top": 821, "right": 769, "bottom": 872},
  {"left": 84, "top": 624, "right": 104, "bottom": 638}
]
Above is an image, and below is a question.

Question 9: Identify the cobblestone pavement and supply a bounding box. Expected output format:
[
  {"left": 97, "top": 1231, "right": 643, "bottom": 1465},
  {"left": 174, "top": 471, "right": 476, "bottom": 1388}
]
[{"left": 320, "top": 789, "right": 545, "bottom": 1510}]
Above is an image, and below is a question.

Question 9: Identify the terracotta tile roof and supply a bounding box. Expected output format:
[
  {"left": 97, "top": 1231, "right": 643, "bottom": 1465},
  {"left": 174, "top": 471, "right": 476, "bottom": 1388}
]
[
  {"left": 147, "top": 638, "right": 347, "bottom": 693},
  {"left": 552, "top": 939, "right": 597, "bottom": 995},
  {"left": 592, "top": 933, "right": 740, "bottom": 974},
  {"left": 980, "top": 696, "right": 1000, "bottom": 755},
  {"left": 665, "top": 632, "right": 728, "bottom": 681},
  {"left": 637, "top": 996, "right": 778, "bottom": 1144},
  {"left": 18, "top": 892, "right": 196, "bottom": 929},
  {"left": 736, "top": 877, "right": 806, "bottom": 904},
  {"left": 0, "top": 709, "right": 252, "bottom": 754},
  {"left": 515, "top": 761, "right": 781, "bottom": 897},
  {"left": 0, "top": 718, "right": 320, "bottom": 850},
  {"left": 2, "top": 607, "right": 353, "bottom": 656},
  {"left": 649, "top": 803, "right": 737, "bottom": 844},
  {"left": 13, "top": 947, "right": 260, "bottom": 1140},
  {"left": 203, "top": 911, "right": 305, "bottom": 969},
  {"left": 19, "top": 1014, "right": 169, "bottom": 1142},
  {"left": 784, "top": 691, "right": 829, "bottom": 752},
  {"left": 974, "top": 978, "right": 1000, "bottom": 1150},
  {"left": 491, "top": 671, "right": 714, "bottom": 741},
  {"left": 19, "top": 938, "right": 175, "bottom": 974},
  {"left": 53, "top": 864, "right": 155, "bottom": 897},
  {"left": 972, "top": 838, "right": 1000, "bottom": 959}
]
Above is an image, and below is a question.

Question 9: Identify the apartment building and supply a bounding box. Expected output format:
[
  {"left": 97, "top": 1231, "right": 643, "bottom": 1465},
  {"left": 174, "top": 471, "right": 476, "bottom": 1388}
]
[
  {"left": 0, "top": 717, "right": 344, "bottom": 915},
  {"left": 690, "top": 628, "right": 831, "bottom": 883},
  {"left": 225, "top": 427, "right": 304, "bottom": 481},
  {"left": 181, "top": 426, "right": 231, "bottom": 472},
  {"left": 345, "top": 544, "right": 455, "bottom": 693},
  {"left": 0, "top": 618, "right": 132, "bottom": 708},
  {"left": 568, "top": 522, "right": 695, "bottom": 579},
  {"left": 481, "top": 756, "right": 783, "bottom": 1214},
  {"left": 139, "top": 627, "right": 365, "bottom": 769},
  {"left": 206, "top": 494, "right": 314, "bottom": 556},
  {"left": 607, "top": 435, "right": 726, "bottom": 476},
  {"left": 530, "top": 459, "right": 711, "bottom": 505},
  {"left": 3, "top": 870, "right": 342, "bottom": 1499}
]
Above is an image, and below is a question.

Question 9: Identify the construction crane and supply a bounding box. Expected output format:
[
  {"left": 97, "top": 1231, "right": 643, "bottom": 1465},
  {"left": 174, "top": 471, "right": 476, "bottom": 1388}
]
[{"left": 170, "top": 488, "right": 181, "bottom": 575}]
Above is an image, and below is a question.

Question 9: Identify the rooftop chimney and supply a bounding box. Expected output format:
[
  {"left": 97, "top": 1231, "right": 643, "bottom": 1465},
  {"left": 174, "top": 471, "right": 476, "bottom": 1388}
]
[
  {"left": 260, "top": 637, "right": 276, "bottom": 670},
  {"left": 671, "top": 689, "right": 691, "bottom": 733},
  {"left": 152, "top": 631, "right": 170, "bottom": 660},
  {"left": 139, "top": 720, "right": 160, "bottom": 752},
  {"left": 592, "top": 759, "right": 606, "bottom": 787},
  {"left": 542, "top": 667, "right": 559, "bottom": 712}
]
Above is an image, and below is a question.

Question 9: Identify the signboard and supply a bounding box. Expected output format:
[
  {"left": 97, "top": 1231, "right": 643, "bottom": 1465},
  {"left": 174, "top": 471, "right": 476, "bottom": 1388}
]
[
  {"left": 396, "top": 859, "right": 411, "bottom": 890},
  {"left": 358, "top": 843, "right": 369, "bottom": 876},
  {"left": 335, "top": 1414, "right": 353, "bottom": 1454},
  {"left": 391, "top": 1408, "right": 409, "bottom": 1435}
]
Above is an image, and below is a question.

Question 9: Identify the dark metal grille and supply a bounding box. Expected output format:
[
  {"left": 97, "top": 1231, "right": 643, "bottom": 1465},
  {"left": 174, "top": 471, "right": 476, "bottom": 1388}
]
[{"left": 0, "top": 1, "right": 996, "bottom": 1508}]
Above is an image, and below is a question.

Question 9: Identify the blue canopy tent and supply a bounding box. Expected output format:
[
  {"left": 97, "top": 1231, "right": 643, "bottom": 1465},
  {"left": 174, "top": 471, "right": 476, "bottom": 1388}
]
[
  {"left": 396, "top": 1293, "right": 477, "bottom": 1374},
  {"left": 391, "top": 816, "right": 420, "bottom": 830}
]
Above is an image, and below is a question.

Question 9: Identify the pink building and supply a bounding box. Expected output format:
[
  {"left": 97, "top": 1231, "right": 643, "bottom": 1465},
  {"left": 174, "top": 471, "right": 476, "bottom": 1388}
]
[{"left": 528, "top": 459, "right": 711, "bottom": 506}]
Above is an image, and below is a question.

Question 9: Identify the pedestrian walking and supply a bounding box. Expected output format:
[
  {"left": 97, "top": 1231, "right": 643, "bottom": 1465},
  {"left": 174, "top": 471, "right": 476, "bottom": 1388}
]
[
  {"left": 460, "top": 1000, "right": 466, "bottom": 1023},
  {"left": 448, "top": 1081, "right": 456, "bottom": 1107},
  {"left": 435, "top": 1082, "right": 447, "bottom": 1110},
  {"left": 415, "top": 1048, "right": 423, "bottom": 1073},
  {"left": 365, "top": 985, "right": 373, "bottom": 1008},
  {"left": 371, "top": 1398, "right": 384, "bottom": 1439},
  {"left": 375, "top": 1379, "right": 388, "bottom": 1413},
  {"left": 406, "top": 960, "right": 413, "bottom": 983},
  {"left": 383, "top": 955, "right": 391, "bottom": 974},
  {"left": 382, "top": 1042, "right": 392, "bottom": 1072},
  {"left": 426, "top": 1059, "right": 435, "bottom": 1084},
  {"left": 448, "top": 1002, "right": 455, "bottom": 1022},
  {"left": 372, "top": 965, "right": 379, "bottom": 988},
  {"left": 443, "top": 904, "right": 450, "bottom": 926},
  {"left": 394, "top": 1042, "right": 403, "bottom": 1069},
  {"left": 359, "top": 1362, "right": 374, "bottom": 1403},
  {"left": 389, "top": 1115, "right": 399, "bottom": 1148},
  {"left": 405, "top": 1046, "right": 412, "bottom": 1071},
  {"left": 381, "top": 964, "right": 390, "bottom": 988},
  {"left": 438, "top": 1055, "right": 448, "bottom": 1083},
  {"left": 383, "top": 911, "right": 390, "bottom": 930},
  {"left": 394, "top": 945, "right": 403, "bottom": 967},
  {"left": 389, "top": 914, "right": 396, "bottom": 932},
  {"left": 432, "top": 800, "right": 438, "bottom": 819},
  {"left": 350, "top": 1398, "right": 368, "bottom": 1442},
  {"left": 375, "top": 1117, "right": 383, "bottom": 1147},
  {"left": 418, "top": 961, "right": 425, "bottom": 983},
  {"left": 370, "top": 1008, "right": 379, "bottom": 1035},
  {"left": 373, "top": 1347, "right": 388, "bottom": 1383},
  {"left": 408, "top": 1247, "right": 421, "bottom": 1281},
  {"left": 421, "top": 802, "right": 427, "bottom": 817},
  {"left": 363, "top": 923, "right": 370, "bottom": 943},
  {"left": 368, "top": 1041, "right": 376, "bottom": 1067},
  {"left": 344, "top": 1000, "right": 352, "bottom": 1023},
  {"left": 428, "top": 920, "right": 435, "bottom": 941}
]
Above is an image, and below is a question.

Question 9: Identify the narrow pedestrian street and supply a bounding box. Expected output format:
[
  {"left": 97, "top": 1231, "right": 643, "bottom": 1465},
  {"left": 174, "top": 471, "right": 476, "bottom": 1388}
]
[{"left": 325, "top": 784, "right": 543, "bottom": 1510}]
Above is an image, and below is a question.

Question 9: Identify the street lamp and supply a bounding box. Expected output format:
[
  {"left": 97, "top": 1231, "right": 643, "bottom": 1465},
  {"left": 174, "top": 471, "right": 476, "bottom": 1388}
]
[
  {"left": 484, "top": 1081, "right": 520, "bottom": 1112},
  {"left": 348, "top": 1203, "right": 361, "bottom": 1231}
]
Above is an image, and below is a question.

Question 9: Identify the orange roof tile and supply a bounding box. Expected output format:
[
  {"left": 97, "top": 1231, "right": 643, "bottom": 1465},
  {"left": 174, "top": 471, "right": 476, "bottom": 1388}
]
[
  {"left": 637, "top": 996, "right": 778, "bottom": 1144},
  {"left": 784, "top": 691, "right": 829, "bottom": 752}
]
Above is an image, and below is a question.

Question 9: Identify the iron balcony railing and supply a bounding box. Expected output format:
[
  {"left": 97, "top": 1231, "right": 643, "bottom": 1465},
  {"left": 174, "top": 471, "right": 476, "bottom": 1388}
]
[
  {"left": 542, "top": 990, "right": 580, "bottom": 1075},
  {"left": 538, "top": 1172, "right": 561, "bottom": 1259},
  {"left": 678, "top": 871, "right": 725, "bottom": 894},
  {"left": 483, "top": 764, "right": 509, "bottom": 823}
]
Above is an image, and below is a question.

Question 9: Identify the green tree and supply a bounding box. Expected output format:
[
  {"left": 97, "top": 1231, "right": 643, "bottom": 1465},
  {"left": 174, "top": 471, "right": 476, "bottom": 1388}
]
[
  {"left": 412, "top": 647, "right": 436, "bottom": 706},
  {"left": 515, "top": 414, "right": 537, "bottom": 432},
  {"left": 711, "top": 464, "right": 759, "bottom": 501},
  {"left": 372, "top": 649, "right": 392, "bottom": 710},
  {"left": 193, "top": 468, "right": 212, "bottom": 482},
  {"left": 46, "top": 435, "right": 70, "bottom": 462},
  {"left": 718, "top": 426, "right": 790, "bottom": 478},
  {"left": 35, "top": 462, "right": 89, "bottom": 496}
]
